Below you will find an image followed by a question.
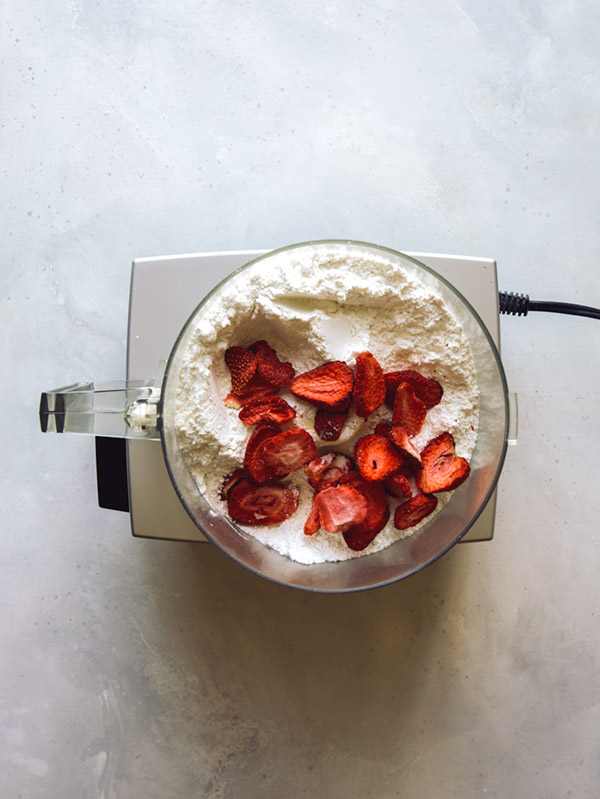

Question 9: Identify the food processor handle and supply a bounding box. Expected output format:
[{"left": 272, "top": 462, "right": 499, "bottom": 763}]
[{"left": 39, "top": 381, "right": 161, "bottom": 440}]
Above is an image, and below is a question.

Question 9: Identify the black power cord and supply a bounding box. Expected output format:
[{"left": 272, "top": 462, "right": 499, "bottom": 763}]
[{"left": 499, "top": 291, "right": 600, "bottom": 320}]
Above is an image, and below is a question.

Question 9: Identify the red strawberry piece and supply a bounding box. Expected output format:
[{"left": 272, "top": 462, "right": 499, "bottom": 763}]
[
  {"left": 227, "top": 478, "right": 299, "bottom": 526},
  {"left": 384, "top": 372, "right": 403, "bottom": 407},
  {"left": 338, "top": 468, "right": 361, "bottom": 486},
  {"left": 318, "top": 454, "right": 354, "bottom": 489},
  {"left": 238, "top": 394, "right": 296, "bottom": 425},
  {"left": 341, "top": 473, "right": 390, "bottom": 551},
  {"left": 220, "top": 468, "right": 246, "bottom": 501},
  {"left": 305, "top": 453, "right": 336, "bottom": 488},
  {"left": 384, "top": 471, "right": 413, "bottom": 500},
  {"left": 393, "top": 493, "right": 438, "bottom": 530},
  {"left": 389, "top": 425, "right": 422, "bottom": 468},
  {"left": 374, "top": 421, "right": 392, "bottom": 439},
  {"left": 258, "top": 351, "right": 295, "bottom": 388},
  {"left": 260, "top": 428, "right": 317, "bottom": 477},
  {"left": 398, "top": 369, "right": 443, "bottom": 409},
  {"left": 392, "top": 382, "right": 427, "bottom": 437},
  {"left": 304, "top": 495, "right": 321, "bottom": 536},
  {"left": 305, "top": 452, "right": 354, "bottom": 490},
  {"left": 354, "top": 433, "right": 404, "bottom": 482},
  {"left": 290, "top": 361, "right": 354, "bottom": 411},
  {"left": 224, "top": 374, "right": 277, "bottom": 408},
  {"left": 415, "top": 431, "right": 471, "bottom": 493},
  {"left": 353, "top": 351, "right": 386, "bottom": 418},
  {"left": 224, "top": 346, "right": 257, "bottom": 394},
  {"left": 314, "top": 407, "right": 349, "bottom": 441},
  {"left": 243, "top": 424, "right": 282, "bottom": 483},
  {"left": 313, "top": 485, "right": 368, "bottom": 534},
  {"left": 248, "top": 339, "right": 272, "bottom": 354},
  {"left": 385, "top": 370, "right": 443, "bottom": 409},
  {"left": 250, "top": 340, "right": 296, "bottom": 389}
]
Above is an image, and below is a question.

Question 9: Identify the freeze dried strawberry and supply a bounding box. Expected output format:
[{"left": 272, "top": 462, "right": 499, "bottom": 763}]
[
  {"left": 385, "top": 370, "right": 443, "bottom": 409},
  {"left": 248, "top": 339, "right": 272, "bottom": 354},
  {"left": 243, "top": 424, "right": 281, "bottom": 483},
  {"left": 354, "top": 433, "right": 404, "bottom": 482},
  {"left": 220, "top": 468, "right": 246, "bottom": 501},
  {"left": 384, "top": 373, "right": 403, "bottom": 407},
  {"left": 238, "top": 394, "right": 296, "bottom": 425},
  {"left": 304, "top": 495, "right": 321, "bottom": 536},
  {"left": 305, "top": 453, "right": 335, "bottom": 488},
  {"left": 384, "top": 471, "right": 413, "bottom": 500},
  {"left": 415, "top": 431, "right": 470, "bottom": 493},
  {"left": 341, "top": 474, "right": 390, "bottom": 551},
  {"left": 389, "top": 425, "right": 422, "bottom": 468},
  {"left": 393, "top": 493, "right": 438, "bottom": 530},
  {"left": 305, "top": 452, "right": 354, "bottom": 490},
  {"left": 228, "top": 478, "right": 299, "bottom": 526},
  {"left": 224, "top": 374, "right": 277, "bottom": 408},
  {"left": 290, "top": 361, "right": 354, "bottom": 411},
  {"left": 260, "top": 428, "right": 317, "bottom": 477},
  {"left": 374, "top": 421, "right": 392, "bottom": 439},
  {"left": 369, "top": 423, "right": 418, "bottom": 478},
  {"left": 313, "top": 485, "right": 368, "bottom": 534},
  {"left": 314, "top": 408, "right": 349, "bottom": 441},
  {"left": 224, "top": 346, "right": 257, "bottom": 394},
  {"left": 258, "top": 353, "right": 295, "bottom": 388},
  {"left": 392, "top": 382, "right": 427, "bottom": 437},
  {"left": 250, "top": 340, "right": 296, "bottom": 388},
  {"left": 353, "top": 351, "right": 386, "bottom": 418}
]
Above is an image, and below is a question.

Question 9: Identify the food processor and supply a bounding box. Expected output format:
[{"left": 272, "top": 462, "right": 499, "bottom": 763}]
[{"left": 40, "top": 241, "right": 517, "bottom": 592}]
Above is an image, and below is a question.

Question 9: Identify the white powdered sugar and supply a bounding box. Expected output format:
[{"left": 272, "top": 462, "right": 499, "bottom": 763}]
[{"left": 174, "top": 243, "right": 480, "bottom": 564}]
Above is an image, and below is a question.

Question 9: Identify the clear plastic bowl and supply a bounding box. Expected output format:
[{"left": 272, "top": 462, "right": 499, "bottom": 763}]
[{"left": 159, "top": 240, "right": 510, "bottom": 592}]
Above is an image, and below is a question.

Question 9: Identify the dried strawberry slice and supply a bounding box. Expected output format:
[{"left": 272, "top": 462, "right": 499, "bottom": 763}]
[
  {"left": 290, "top": 361, "right": 354, "bottom": 411},
  {"left": 250, "top": 340, "right": 296, "bottom": 388},
  {"left": 224, "top": 346, "right": 257, "bottom": 394},
  {"left": 354, "top": 433, "right": 404, "bottom": 482},
  {"left": 220, "top": 468, "right": 246, "bottom": 501},
  {"left": 389, "top": 425, "right": 422, "bottom": 468},
  {"left": 314, "top": 408, "right": 349, "bottom": 441},
  {"left": 415, "top": 431, "right": 470, "bottom": 493},
  {"left": 304, "top": 495, "right": 322, "bottom": 536},
  {"left": 248, "top": 340, "right": 272, "bottom": 354},
  {"left": 341, "top": 473, "right": 390, "bottom": 551},
  {"left": 243, "top": 424, "right": 281, "bottom": 483},
  {"left": 305, "top": 452, "right": 354, "bottom": 490},
  {"left": 316, "top": 453, "right": 354, "bottom": 489},
  {"left": 313, "top": 485, "right": 368, "bottom": 534},
  {"left": 238, "top": 394, "right": 296, "bottom": 425},
  {"left": 385, "top": 370, "right": 443, "bottom": 409},
  {"left": 227, "top": 478, "right": 299, "bottom": 526},
  {"left": 260, "top": 428, "right": 317, "bottom": 477},
  {"left": 392, "top": 382, "right": 427, "bottom": 437},
  {"left": 224, "top": 374, "right": 277, "bottom": 409},
  {"left": 221, "top": 467, "right": 246, "bottom": 496},
  {"left": 258, "top": 352, "right": 295, "bottom": 388},
  {"left": 393, "top": 493, "right": 438, "bottom": 530},
  {"left": 384, "top": 471, "right": 413, "bottom": 500},
  {"left": 374, "top": 421, "right": 392, "bottom": 439},
  {"left": 353, "top": 351, "right": 386, "bottom": 418}
]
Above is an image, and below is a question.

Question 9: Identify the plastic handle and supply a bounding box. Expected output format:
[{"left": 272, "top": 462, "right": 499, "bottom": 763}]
[{"left": 39, "top": 381, "right": 161, "bottom": 440}]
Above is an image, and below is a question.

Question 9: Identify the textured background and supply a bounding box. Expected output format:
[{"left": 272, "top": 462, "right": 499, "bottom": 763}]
[{"left": 2, "top": 1, "right": 600, "bottom": 797}]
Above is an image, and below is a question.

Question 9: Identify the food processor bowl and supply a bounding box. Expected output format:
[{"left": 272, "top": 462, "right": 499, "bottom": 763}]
[{"left": 159, "top": 240, "right": 510, "bottom": 592}]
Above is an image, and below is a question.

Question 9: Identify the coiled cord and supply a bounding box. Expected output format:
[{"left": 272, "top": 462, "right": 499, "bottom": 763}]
[{"left": 499, "top": 291, "right": 600, "bottom": 320}]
